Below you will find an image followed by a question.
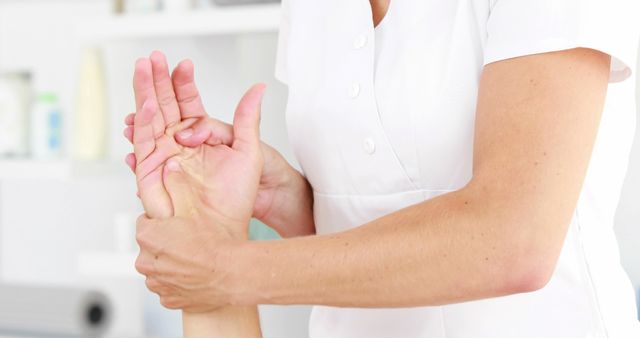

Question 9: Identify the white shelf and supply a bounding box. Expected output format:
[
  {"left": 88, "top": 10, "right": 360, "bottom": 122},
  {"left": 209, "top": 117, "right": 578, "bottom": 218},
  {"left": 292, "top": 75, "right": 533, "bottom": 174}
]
[
  {"left": 78, "top": 4, "right": 281, "bottom": 40},
  {"left": 0, "top": 160, "right": 71, "bottom": 180},
  {"left": 0, "top": 159, "right": 129, "bottom": 180},
  {"left": 77, "top": 252, "right": 142, "bottom": 279}
]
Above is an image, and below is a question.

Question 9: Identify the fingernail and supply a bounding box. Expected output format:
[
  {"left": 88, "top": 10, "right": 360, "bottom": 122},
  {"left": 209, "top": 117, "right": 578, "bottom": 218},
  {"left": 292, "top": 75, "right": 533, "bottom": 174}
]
[
  {"left": 177, "top": 128, "right": 194, "bottom": 139},
  {"left": 166, "top": 160, "right": 181, "bottom": 172}
]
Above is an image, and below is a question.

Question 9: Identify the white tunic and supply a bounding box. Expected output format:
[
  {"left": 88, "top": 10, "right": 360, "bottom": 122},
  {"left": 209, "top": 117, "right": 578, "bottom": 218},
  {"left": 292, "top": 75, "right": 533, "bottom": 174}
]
[{"left": 275, "top": 0, "right": 640, "bottom": 337}]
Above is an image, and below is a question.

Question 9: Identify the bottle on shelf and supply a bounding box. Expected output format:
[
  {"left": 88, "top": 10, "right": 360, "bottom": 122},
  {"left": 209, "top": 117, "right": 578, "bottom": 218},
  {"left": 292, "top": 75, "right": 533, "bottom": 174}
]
[
  {"left": 74, "top": 47, "right": 107, "bottom": 161},
  {"left": 113, "top": 0, "right": 125, "bottom": 14},
  {"left": 0, "top": 72, "right": 32, "bottom": 158},
  {"left": 30, "top": 92, "right": 63, "bottom": 160}
]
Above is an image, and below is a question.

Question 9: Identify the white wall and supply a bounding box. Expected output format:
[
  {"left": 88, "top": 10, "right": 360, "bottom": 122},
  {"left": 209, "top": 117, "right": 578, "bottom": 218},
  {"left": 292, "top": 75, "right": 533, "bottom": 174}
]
[
  {"left": 0, "top": 1, "right": 638, "bottom": 337},
  {"left": 614, "top": 50, "right": 640, "bottom": 300},
  {"left": 0, "top": 1, "right": 308, "bottom": 337}
]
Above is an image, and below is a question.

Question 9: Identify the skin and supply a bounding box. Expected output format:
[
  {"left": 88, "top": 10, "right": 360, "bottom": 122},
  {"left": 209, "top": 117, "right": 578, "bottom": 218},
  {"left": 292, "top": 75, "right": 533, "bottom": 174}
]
[
  {"left": 129, "top": 0, "right": 613, "bottom": 319},
  {"left": 130, "top": 53, "right": 263, "bottom": 337},
  {"left": 370, "top": 0, "right": 390, "bottom": 27},
  {"left": 132, "top": 47, "right": 611, "bottom": 311},
  {"left": 125, "top": 62, "right": 314, "bottom": 239}
]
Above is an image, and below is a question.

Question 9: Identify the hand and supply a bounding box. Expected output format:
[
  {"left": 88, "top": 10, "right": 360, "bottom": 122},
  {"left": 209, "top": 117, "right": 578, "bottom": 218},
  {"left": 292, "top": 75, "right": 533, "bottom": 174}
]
[
  {"left": 135, "top": 215, "right": 237, "bottom": 311},
  {"left": 124, "top": 53, "right": 314, "bottom": 237},
  {"left": 133, "top": 83, "right": 265, "bottom": 232},
  {"left": 129, "top": 52, "right": 265, "bottom": 309}
]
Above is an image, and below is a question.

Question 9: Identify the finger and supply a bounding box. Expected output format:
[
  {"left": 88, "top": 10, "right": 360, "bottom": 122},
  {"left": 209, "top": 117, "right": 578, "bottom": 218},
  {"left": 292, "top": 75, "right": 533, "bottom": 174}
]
[
  {"left": 125, "top": 113, "right": 135, "bottom": 126},
  {"left": 124, "top": 126, "right": 134, "bottom": 143},
  {"left": 133, "top": 58, "right": 165, "bottom": 139},
  {"left": 163, "top": 157, "right": 198, "bottom": 218},
  {"left": 171, "top": 59, "right": 208, "bottom": 119},
  {"left": 136, "top": 116, "right": 193, "bottom": 178},
  {"left": 150, "top": 51, "right": 181, "bottom": 126},
  {"left": 135, "top": 135, "right": 180, "bottom": 182},
  {"left": 175, "top": 118, "right": 233, "bottom": 148},
  {"left": 232, "top": 83, "right": 266, "bottom": 153},
  {"left": 135, "top": 214, "right": 166, "bottom": 252},
  {"left": 136, "top": 214, "right": 154, "bottom": 235},
  {"left": 125, "top": 153, "right": 136, "bottom": 172},
  {"left": 133, "top": 58, "right": 154, "bottom": 111},
  {"left": 135, "top": 251, "right": 156, "bottom": 276},
  {"left": 134, "top": 100, "right": 174, "bottom": 219},
  {"left": 133, "top": 100, "right": 157, "bottom": 164},
  {"left": 145, "top": 277, "right": 166, "bottom": 295}
]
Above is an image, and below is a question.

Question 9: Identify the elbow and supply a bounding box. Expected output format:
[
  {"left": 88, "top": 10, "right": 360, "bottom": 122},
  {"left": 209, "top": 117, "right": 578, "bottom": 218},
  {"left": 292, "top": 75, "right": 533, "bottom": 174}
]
[
  {"left": 503, "top": 262, "right": 555, "bottom": 294},
  {"left": 498, "top": 249, "right": 557, "bottom": 295},
  {"left": 458, "top": 180, "right": 572, "bottom": 297}
]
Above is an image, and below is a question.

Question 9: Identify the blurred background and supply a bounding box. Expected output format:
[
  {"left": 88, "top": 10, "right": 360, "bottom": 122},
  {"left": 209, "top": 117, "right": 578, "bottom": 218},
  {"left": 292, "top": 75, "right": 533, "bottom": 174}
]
[{"left": 0, "top": 0, "right": 636, "bottom": 337}]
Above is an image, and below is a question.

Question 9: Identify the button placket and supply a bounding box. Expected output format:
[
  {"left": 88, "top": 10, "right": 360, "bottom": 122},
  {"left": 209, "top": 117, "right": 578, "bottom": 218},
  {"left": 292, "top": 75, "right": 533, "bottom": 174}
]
[{"left": 349, "top": 29, "right": 377, "bottom": 156}]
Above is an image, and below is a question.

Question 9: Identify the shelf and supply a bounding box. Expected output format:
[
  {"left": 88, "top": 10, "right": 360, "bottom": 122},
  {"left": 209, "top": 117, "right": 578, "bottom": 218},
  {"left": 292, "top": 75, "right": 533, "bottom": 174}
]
[
  {"left": 0, "top": 159, "right": 129, "bottom": 180},
  {"left": 0, "top": 160, "right": 71, "bottom": 180},
  {"left": 77, "top": 252, "right": 142, "bottom": 279},
  {"left": 77, "top": 4, "right": 281, "bottom": 40}
]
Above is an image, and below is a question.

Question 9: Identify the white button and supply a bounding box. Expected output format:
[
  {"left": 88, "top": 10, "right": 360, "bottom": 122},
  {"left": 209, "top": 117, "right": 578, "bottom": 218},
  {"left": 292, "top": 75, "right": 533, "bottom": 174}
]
[
  {"left": 349, "top": 83, "right": 361, "bottom": 98},
  {"left": 353, "top": 35, "right": 368, "bottom": 49},
  {"left": 363, "top": 138, "right": 376, "bottom": 155}
]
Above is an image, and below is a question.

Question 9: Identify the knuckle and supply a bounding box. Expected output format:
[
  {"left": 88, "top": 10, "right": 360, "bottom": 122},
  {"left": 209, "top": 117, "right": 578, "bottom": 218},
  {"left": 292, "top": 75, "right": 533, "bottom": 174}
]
[
  {"left": 135, "top": 231, "right": 148, "bottom": 247},
  {"left": 135, "top": 214, "right": 149, "bottom": 233},
  {"left": 160, "top": 297, "right": 180, "bottom": 310},
  {"left": 158, "top": 93, "right": 177, "bottom": 107},
  {"left": 135, "top": 255, "right": 152, "bottom": 275},
  {"left": 177, "top": 92, "right": 199, "bottom": 105},
  {"left": 144, "top": 277, "right": 155, "bottom": 289}
]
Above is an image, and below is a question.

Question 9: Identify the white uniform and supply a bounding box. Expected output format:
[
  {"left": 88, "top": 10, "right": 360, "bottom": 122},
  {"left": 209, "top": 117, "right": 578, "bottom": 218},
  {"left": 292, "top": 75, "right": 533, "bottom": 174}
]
[{"left": 275, "top": 0, "right": 640, "bottom": 337}]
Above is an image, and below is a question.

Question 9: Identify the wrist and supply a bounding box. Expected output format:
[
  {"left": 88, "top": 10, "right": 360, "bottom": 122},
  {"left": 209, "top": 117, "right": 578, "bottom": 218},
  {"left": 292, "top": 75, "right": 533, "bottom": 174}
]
[
  {"left": 199, "top": 208, "right": 252, "bottom": 241},
  {"left": 255, "top": 142, "right": 315, "bottom": 237},
  {"left": 215, "top": 239, "right": 264, "bottom": 306},
  {"left": 259, "top": 142, "right": 296, "bottom": 190}
]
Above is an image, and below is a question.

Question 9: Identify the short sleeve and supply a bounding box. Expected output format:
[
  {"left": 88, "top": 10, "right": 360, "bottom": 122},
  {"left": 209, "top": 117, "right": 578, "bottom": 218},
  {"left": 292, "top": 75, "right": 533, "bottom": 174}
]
[
  {"left": 484, "top": 0, "right": 640, "bottom": 83},
  {"left": 274, "top": 0, "right": 290, "bottom": 85}
]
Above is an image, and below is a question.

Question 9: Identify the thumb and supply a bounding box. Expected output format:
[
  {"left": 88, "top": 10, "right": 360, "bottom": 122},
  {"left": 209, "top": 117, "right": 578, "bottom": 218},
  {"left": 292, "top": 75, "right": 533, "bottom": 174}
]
[
  {"left": 162, "top": 157, "right": 197, "bottom": 218},
  {"left": 232, "top": 83, "right": 266, "bottom": 153}
]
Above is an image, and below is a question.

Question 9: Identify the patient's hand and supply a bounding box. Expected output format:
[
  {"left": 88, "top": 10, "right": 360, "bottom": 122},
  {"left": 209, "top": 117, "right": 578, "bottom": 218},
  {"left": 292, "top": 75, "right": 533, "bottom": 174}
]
[
  {"left": 124, "top": 53, "right": 315, "bottom": 239},
  {"left": 130, "top": 55, "right": 264, "bottom": 236},
  {"left": 129, "top": 54, "right": 264, "bottom": 337}
]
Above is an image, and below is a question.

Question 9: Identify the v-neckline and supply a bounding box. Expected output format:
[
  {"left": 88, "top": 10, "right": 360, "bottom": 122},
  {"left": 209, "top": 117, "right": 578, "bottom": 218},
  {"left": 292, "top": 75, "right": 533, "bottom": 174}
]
[{"left": 372, "top": 0, "right": 392, "bottom": 30}]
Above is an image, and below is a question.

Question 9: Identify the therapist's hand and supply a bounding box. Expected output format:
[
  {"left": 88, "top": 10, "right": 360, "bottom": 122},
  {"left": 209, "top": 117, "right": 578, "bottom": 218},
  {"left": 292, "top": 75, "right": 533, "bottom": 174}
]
[
  {"left": 135, "top": 215, "right": 241, "bottom": 311},
  {"left": 124, "top": 51, "right": 315, "bottom": 237}
]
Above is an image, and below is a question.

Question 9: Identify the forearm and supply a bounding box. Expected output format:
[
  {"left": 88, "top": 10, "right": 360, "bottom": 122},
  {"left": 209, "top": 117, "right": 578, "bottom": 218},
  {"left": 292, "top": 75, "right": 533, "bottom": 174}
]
[
  {"left": 226, "top": 183, "right": 566, "bottom": 308},
  {"left": 184, "top": 306, "right": 261, "bottom": 338}
]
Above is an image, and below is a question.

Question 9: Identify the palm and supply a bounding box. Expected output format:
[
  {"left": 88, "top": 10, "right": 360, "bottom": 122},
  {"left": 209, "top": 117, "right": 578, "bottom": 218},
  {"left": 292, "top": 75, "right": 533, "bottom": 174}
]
[
  {"left": 175, "top": 140, "right": 262, "bottom": 236},
  {"left": 130, "top": 54, "right": 265, "bottom": 233},
  {"left": 126, "top": 54, "right": 288, "bottom": 229}
]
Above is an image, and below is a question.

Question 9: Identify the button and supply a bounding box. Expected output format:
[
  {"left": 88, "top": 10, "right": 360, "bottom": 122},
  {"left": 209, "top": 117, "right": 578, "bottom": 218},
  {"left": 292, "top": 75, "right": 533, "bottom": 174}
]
[
  {"left": 363, "top": 138, "right": 376, "bottom": 155},
  {"left": 349, "top": 83, "right": 361, "bottom": 98},
  {"left": 353, "top": 35, "right": 368, "bottom": 49}
]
